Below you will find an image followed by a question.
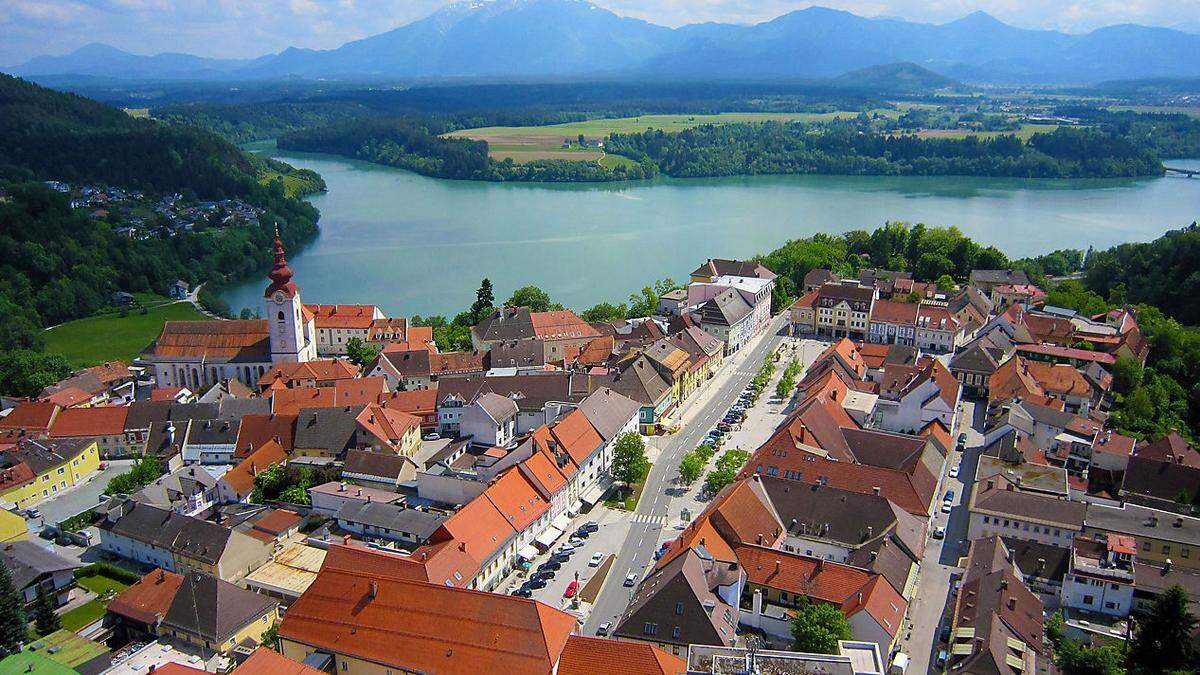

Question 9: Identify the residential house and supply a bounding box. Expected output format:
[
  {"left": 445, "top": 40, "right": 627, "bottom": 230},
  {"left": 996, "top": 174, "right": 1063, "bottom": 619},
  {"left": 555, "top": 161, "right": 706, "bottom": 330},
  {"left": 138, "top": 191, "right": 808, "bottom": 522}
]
[
  {"left": 0, "top": 540, "right": 80, "bottom": 607},
  {"left": 471, "top": 306, "right": 601, "bottom": 363},
  {"left": 304, "top": 304, "right": 384, "bottom": 356},
  {"left": 803, "top": 268, "right": 840, "bottom": 292},
  {"left": 106, "top": 568, "right": 185, "bottom": 641},
  {"left": 945, "top": 536, "right": 1046, "bottom": 674},
  {"left": 291, "top": 406, "right": 362, "bottom": 459},
  {"left": 342, "top": 449, "right": 419, "bottom": 488},
  {"left": 0, "top": 438, "right": 101, "bottom": 512},
  {"left": 657, "top": 288, "right": 689, "bottom": 317},
  {"left": 458, "top": 392, "right": 519, "bottom": 447},
  {"left": 1084, "top": 502, "right": 1200, "bottom": 571},
  {"left": 277, "top": 545, "right": 576, "bottom": 675},
  {"left": 47, "top": 405, "right": 133, "bottom": 458},
  {"left": 97, "top": 497, "right": 273, "bottom": 582},
  {"left": 1060, "top": 534, "right": 1136, "bottom": 616},
  {"left": 949, "top": 341, "right": 1006, "bottom": 399},
  {"left": 789, "top": 288, "right": 818, "bottom": 335},
  {"left": 334, "top": 500, "right": 446, "bottom": 546},
  {"left": 257, "top": 359, "right": 359, "bottom": 391},
  {"left": 39, "top": 361, "right": 136, "bottom": 406},
  {"left": 159, "top": 571, "right": 280, "bottom": 655},
  {"left": 967, "top": 478, "right": 1086, "bottom": 547},
  {"left": 914, "top": 304, "right": 963, "bottom": 353},
  {"left": 377, "top": 388, "right": 439, "bottom": 431},
  {"left": 687, "top": 274, "right": 774, "bottom": 336},
  {"left": 217, "top": 439, "right": 288, "bottom": 503},
  {"left": 867, "top": 299, "right": 918, "bottom": 346},
  {"left": 307, "top": 481, "right": 404, "bottom": 517},
  {"left": 969, "top": 269, "right": 1033, "bottom": 294},
  {"left": 607, "top": 355, "right": 675, "bottom": 434},
  {"left": 435, "top": 372, "right": 595, "bottom": 436},
  {"left": 814, "top": 283, "right": 876, "bottom": 340},
  {"left": 697, "top": 288, "right": 756, "bottom": 354},
  {"left": 875, "top": 359, "right": 961, "bottom": 435},
  {"left": 355, "top": 403, "right": 422, "bottom": 456},
  {"left": 558, "top": 636, "right": 686, "bottom": 675},
  {"left": 130, "top": 465, "right": 218, "bottom": 516}
]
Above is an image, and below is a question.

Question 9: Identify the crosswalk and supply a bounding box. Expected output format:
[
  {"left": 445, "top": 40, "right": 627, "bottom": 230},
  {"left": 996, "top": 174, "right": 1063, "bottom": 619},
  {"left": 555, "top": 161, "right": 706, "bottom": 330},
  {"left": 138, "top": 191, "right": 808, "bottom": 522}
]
[{"left": 631, "top": 513, "right": 667, "bottom": 526}]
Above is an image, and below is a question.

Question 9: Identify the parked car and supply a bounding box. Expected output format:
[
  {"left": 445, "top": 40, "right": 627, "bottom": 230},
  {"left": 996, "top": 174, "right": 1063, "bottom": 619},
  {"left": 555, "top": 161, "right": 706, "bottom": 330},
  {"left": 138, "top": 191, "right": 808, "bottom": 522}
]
[
  {"left": 423, "top": 431, "right": 441, "bottom": 441},
  {"left": 564, "top": 581, "right": 579, "bottom": 598},
  {"left": 511, "top": 586, "right": 532, "bottom": 597},
  {"left": 549, "top": 554, "right": 570, "bottom": 565},
  {"left": 624, "top": 572, "right": 638, "bottom": 587},
  {"left": 597, "top": 621, "right": 612, "bottom": 636},
  {"left": 948, "top": 466, "right": 959, "bottom": 479},
  {"left": 572, "top": 527, "right": 590, "bottom": 539},
  {"left": 535, "top": 570, "right": 556, "bottom": 581},
  {"left": 24, "top": 508, "right": 41, "bottom": 519},
  {"left": 933, "top": 526, "right": 946, "bottom": 539},
  {"left": 940, "top": 624, "right": 951, "bottom": 643},
  {"left": 538, "top": 561, "right": 562, "bottom": 572},
  {"left": 956, "top": 434, "right": 966, "bottom": 452},
  {"left": 941, "top": 502, "right": 952, "bottom": 514},
  {"left": 589, "top": 552, "right": 604, "bottom": 567},
  {"left": 717, "top": 423, "right": 732, "bottom": 433},
  {"left": 568, "top": 536, "right": 586, "bottom": 546},
  {"left": 527, "top": 577, "right": 547, "bottom": 590},
  {"left": 557, "top": 543, "right": 576, "bottom": 554},
  {"left": 944, "top": 490, "right": 955, "bottom": 502},
  {"left": 581, "top": 521, "right": 599, "bottom": 533},
  {"left": 936, "top": 650, "right": 948, "bottom": 668}
]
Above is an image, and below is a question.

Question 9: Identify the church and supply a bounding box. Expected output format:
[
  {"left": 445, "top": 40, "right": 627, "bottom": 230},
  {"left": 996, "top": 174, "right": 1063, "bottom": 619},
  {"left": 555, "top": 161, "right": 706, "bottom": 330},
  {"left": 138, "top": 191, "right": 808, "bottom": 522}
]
[{"left": 140, "top": 235, "right": 317, "bottom": 390}]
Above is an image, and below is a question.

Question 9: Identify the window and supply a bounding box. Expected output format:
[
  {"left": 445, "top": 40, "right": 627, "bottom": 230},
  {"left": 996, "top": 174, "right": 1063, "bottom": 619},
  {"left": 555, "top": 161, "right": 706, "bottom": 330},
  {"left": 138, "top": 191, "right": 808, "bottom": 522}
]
[
  {"left": 1143, "top": 542, "right": 1152, "bottom": 552},
  {"left": 1083, "top": 595, "right": 1094, "bottom": 605},
  {"left": 1106, "top": 601, "right": 1118, "bottom": 610},
  {"left": 1163, "top": 545, "right": 1172, "bottom": 555},
  {"left": 1184, "top": 548, "right": 1191, "bottom": 558},
  {"left": 672, "top": 626, "right": 681, "bottom": 639},
  {"left": 643, "top": 622, "right": 658, "bottom": 636},
  {"left": 1111, "top": 583, "right": 1120, "bottom": 590},
  {"left": 675, "top": 601, "right": 684, "bottom": 615}
]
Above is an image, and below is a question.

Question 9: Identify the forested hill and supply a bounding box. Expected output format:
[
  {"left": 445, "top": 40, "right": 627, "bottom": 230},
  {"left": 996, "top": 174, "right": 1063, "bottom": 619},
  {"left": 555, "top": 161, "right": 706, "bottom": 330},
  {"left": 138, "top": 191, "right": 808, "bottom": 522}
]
[{"left": 0, "top": 75, "right": 321, "bottom": 395}]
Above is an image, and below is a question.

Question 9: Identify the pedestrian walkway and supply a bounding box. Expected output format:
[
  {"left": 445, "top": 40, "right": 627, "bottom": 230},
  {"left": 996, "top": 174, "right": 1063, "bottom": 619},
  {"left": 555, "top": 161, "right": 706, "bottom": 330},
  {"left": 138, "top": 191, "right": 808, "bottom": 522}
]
[{"left": 630, "top": 513, "right": 667, "bottom": 525}]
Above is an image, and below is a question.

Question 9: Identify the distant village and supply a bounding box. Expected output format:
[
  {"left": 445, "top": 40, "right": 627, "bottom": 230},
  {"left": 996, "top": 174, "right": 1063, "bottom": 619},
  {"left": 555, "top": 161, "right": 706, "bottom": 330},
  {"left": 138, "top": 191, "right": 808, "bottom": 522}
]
[
  {"left": 43, "top": 180, "right": 263, "bottom": 239},
  {"left": 0, "top": 236, "right": 1194, "bottom": 675}
]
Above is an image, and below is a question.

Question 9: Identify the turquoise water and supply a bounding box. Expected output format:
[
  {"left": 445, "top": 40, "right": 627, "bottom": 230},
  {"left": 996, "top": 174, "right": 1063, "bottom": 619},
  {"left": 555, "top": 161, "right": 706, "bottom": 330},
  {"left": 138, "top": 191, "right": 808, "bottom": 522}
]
[{"left": 224, "top": 145, "right": 1200, "bottom": 317}]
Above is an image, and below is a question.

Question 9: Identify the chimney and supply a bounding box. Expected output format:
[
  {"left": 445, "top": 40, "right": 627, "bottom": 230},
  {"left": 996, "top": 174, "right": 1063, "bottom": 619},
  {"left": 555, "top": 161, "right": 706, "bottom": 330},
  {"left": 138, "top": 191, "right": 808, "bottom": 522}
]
[
  {"left": 872, "top": 486, "right": 881, "bottom": 496},
  {"left": 367, "top": 495, "right": 372, "bottom": 503},
  {"left": 339, "top": 481, "right": 347, "bottom": 492},
  {"left": 369, "top": 580, "right": 378, "bottom": 599},
  {"left": 459, "top": 541, "right": 467, "bottom": 552},
  {"left": 250, "top": 462, "right": 257, "bottom": 477},
  {"left": 158, "top": 568, "right": 165, "bottom": 582},
  {"left": 1001, "top": 578, "right": 1009, "bottom": 590},
  {"left": 1175, "top": 517, "right": 1184, "bottom": 528},
  {"left": 1007, "top": 597, "right": 1016, "bottom": 610},
  {"left": 357, "top": 488, "right": 363, "bottom": 497},
  {"left": 343, "top": 534, "right": 351, "bottom": 545},
  {"left": 775, "top": 560, "right": 781, "bottom": 574}
]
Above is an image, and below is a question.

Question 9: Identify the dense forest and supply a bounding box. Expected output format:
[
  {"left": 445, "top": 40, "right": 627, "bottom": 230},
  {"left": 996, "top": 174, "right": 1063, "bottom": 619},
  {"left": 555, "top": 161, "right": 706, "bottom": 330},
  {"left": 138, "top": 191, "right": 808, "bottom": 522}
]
[
  {"left": 1055, "top": 107, "right": 1200, "bottom": 159},
  {"left": 607, "top": 122, "right": 1163, "bottom": 179},
  {"left": 0, "top": 74, "right": 320, "bottom": 395}
]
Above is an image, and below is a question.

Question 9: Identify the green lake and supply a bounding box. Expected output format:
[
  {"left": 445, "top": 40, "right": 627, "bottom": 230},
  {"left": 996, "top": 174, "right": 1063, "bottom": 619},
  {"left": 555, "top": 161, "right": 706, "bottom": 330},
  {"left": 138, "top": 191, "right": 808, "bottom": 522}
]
[{"left": 224, "top": 144, "right": 1200, "bottom": 317}]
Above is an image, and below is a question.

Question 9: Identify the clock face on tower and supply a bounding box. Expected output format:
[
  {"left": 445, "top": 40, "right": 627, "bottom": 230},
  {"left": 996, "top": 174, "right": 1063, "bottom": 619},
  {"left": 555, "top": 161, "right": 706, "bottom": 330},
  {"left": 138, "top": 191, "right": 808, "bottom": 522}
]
[{"left": 273, "top": 292, "right": 285, "bottom": 304}]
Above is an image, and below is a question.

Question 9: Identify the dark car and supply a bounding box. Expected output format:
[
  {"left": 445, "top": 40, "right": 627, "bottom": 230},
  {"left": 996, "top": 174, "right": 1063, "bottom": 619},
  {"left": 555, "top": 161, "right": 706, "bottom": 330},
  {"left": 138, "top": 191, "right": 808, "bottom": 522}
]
[
  {"left": 538, "top": 561, "right": 562, "bottom": 572},
  {"left": 527, "top": 577, "right": 547, "bottom": 589},
  {"left": 511, "top": 586, "right": 533, "bottom": 597},
  {"left": 535, "top": 570, "right": 556, "bottom": 581},
  {"left": 717, "top": 423, "right": 732, "bottom": 432},
  {"left": 582, "top": 521, "right": 599, "bottom": 533},
  {"left": 549, "top": 553, "right": 571, "bottom": 564},
  {"left": 573, "top": 527, "right": 591, "bottom": 539}
]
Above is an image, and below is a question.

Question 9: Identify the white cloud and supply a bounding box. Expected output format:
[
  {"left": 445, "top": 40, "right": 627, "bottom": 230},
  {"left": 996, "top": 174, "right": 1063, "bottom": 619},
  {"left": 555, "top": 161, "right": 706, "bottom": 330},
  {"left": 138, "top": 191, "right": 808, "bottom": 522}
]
[{"left": 1, "top": 0, "right": 1195, "bottom": 65}]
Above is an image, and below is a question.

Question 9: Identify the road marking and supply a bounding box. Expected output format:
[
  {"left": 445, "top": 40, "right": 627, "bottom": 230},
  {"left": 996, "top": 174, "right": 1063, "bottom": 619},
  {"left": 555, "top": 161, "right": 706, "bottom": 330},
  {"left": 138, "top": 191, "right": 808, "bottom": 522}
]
[{"left": 631, "top": 513, "right": 667, "bottom": 525}]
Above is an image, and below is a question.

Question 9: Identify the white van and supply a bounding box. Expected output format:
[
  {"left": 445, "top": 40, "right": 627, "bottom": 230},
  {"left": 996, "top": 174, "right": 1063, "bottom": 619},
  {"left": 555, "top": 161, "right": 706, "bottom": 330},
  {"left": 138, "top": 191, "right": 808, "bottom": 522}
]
[{"left": 889, "top": 652, "right": 910, "bottom": 674}]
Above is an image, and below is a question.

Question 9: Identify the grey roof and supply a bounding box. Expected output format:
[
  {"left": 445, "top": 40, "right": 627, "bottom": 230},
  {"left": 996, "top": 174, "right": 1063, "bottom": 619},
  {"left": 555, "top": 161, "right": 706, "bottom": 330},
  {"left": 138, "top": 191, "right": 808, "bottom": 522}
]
[
  {"left": 7, "top": 438, "right": 94, "bottom": 475},
  {"left": 294, "top": 406, "right": 363, "bottom": 454},
  {"left": 817, "top": 283, "right": 876, "bottom": 304},
  {"left": 576, "top": 387, "right": 640, "bottom": 442},
  {"left": 334, "top": 500, "right": 445, "bottom": 539},
  {"left": 379, "top": 349, "right": 432, "bottom": 378},
  {"left": 163, "top": 571, "right": 277, "bottom": 643},
  {"left": 185, "top": 418, "right": 240, "bottom": 445},
  {"left": 343, "top": 449, "right": 414, "bottom": 481},
  {"left": 606, "top": 355, "right": 672, "bottom": 407},
  {"left": 1121, "top": 456, "right": 1200, "bottom": 505},
  {"left": 670, "top": 326, "right": 724, "bottom": 360},
  {"left": 216, "top": 398, "right": 270, "bottom": 420},
  {"left": 1086, "top": 503, "right": 1200, "bottom": 547},
  {"left": 949, "top": 342, "right": 1002, "bottom": 375},
  {"left": 145, "top": 419, "right": 189, "bottom": 460},
  {"left": 970, "top": 269, "right": 1032, "bottom": 286},
  {"left": 437, "top": 373, "right": 596, "bottom": 413},
  {"left": 699, "top": 288, "right": 753, "bottom": 328},
  {"left": 690, "top": 258, "right": 776, "bottom": 281},
  {"left": 488, "top": 340, "right": 546, "bottom": 368},
  {"left": 99, "top": 499, "right": 242, "bottom": 565},
  {"left": 615, "top": 547, "right": 739, "bottom": 648},
  {"left": 472, "top": 307, "right": 537, "bottom": 343},
  {"left": 131, "top": 465, "right": 218, "bottom": 510},
  {"left": 475, "top": 392, "right": 519, "bottom": 424},
  {"left": 883, "top": 344, "right": 918, "bottom": 367},
  {"left": 759, "top": 477, "right": 912, "bottom": 552},
  {"left": 803, "top": 268, "right": 839, "bottom": 288},
  {"left": 168, "top": 402, "right": 220, "bottom": 421},
  {"left": 124, "top": 400, "right": 173, "bottom": 431},
  {"left": 971, "top": 481, "right": 1086, "bottom": 529},
  {"left": 0, "top": 540, "right": 80, "bottom": 589},
  {"left": 1001, "top": 537, "right": 1071, "bottom": 584}
]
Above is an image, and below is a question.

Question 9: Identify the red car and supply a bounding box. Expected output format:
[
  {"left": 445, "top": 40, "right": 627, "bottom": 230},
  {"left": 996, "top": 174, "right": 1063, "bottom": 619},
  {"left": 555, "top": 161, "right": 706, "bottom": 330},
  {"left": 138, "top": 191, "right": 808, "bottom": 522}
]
[{"left": 564, "top": 581, "right": 579, "bottom": 598}]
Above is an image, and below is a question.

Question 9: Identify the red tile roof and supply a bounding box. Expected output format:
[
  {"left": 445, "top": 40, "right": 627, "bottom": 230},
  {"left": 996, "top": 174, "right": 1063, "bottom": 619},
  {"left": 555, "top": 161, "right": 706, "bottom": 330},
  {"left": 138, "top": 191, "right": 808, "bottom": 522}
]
[
  {"left": 233, "top": 647, "right": 327, "bottom": 675},
  {"left": 550, "top": 409, "right": 604, "bottom": 466},
  {"left": 41, "top": 387, "right": 93, "bottom": 407},
  {"left": 251, "top": 509, "right": 303, "bottom": 536},
  {"left": 151, "top": 387, "right": 187, "bottom": 401},
  {"left": 870, "top": 300, "right": 919, "bottom": 325},
  {"left": 0, "top": 402, "right": 60, "bottom": 431},
  {"left": 484, "top": 469, "right": 550, "bottom": 533},
  {"left": 234, "top": 413, "right": 297, "bottom": 458},
  {"left": 1016, "top": 344, "right": 1115, "bottom": 365},
  {"left": 257, "top": 359, "right": 359, "bottom": 388},
  {"left": 557, "top": 635, "right": 686, "bottom": 675},
  {"left": 107, "top": 568, "right": 184, "bottom": 625},
  {"left": 271, "top": 377, "right": 387, "bottom": 415},
  {"left": 48, "top": 405, "right": 128, "bottom": 438},
  {"left": 518, "top": 448, "right": 568, "bottom": 499},
  {"left": 1026, "top": 361, "right": 1093, "bottom": 398},
  {"left": 152, "top": 664, "right": 208, "bottom": 675},
  {"left": 304, "top": 304, "right": 380, "bottom": 329},
  {"left": 279, "top": 565, "right": 576, "bottom": 675},
  {"left": 222, "top": 439, "right": 288, "bottom": 497},
  {"left": 146, "top": 320, "right": 270, "bottom": 359},
  {"left": 530, "top": 310, "right": 600, "bottom": 340},
  {"left": 356, "top": 404, "right": 421, "bottom": 448},
  {"left": 378, "top": 388, "right": 438, "bottom": 417},
  {"left": 0, "top": 462, "right": 36, "bottom": 492},
  {"left": 420, "top": 495, "right": 517, "bottom": 587}
]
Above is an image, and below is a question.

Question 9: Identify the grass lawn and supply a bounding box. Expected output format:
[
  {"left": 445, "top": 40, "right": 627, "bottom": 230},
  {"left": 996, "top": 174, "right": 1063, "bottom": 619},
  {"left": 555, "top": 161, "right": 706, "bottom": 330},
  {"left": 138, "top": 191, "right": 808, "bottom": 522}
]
[
  {"left": 447, "top": 111, "right": 896, "bottom": 163},
  {"left": 75, "top": 573, "right": 131, "bottom": 597},
  {"left": 913, "top": 123, "right": 1064, "bottom": 141},
  {"left": 1108, "top": 105, "right": 1200, "bottom": 118},
  {"left": 44, "top": 298, "right": 207, "bottom": 368},
  {"left": 58, "top": 600, "right": 106, "bottom": 632}
]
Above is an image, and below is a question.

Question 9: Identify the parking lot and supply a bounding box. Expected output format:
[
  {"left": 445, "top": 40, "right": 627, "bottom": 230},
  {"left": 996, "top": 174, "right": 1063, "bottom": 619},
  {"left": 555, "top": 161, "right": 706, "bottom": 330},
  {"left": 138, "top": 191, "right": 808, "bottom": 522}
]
[{"left": 22, "top": 458, "right": 134, "bottom": 531}]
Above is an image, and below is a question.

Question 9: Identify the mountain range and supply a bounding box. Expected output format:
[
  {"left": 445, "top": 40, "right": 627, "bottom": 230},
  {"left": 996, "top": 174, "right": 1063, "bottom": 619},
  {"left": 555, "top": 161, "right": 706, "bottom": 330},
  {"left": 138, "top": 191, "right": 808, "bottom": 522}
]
[{"left": 8, "top": 0, "right": 1200, "bottom": 85}]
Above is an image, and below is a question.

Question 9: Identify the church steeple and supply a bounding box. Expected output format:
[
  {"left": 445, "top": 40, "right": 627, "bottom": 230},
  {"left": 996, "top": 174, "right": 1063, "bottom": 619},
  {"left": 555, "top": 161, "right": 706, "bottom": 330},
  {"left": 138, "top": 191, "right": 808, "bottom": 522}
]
[{"left": 264, "top": 227, "right": 298, "bottom": 298}]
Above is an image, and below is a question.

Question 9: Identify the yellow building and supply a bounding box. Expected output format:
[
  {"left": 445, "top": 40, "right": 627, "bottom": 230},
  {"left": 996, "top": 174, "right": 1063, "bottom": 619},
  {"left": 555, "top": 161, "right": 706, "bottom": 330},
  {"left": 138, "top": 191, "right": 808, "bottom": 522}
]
[
  {"left": 0, "top": 508, "right": 28, "bottom": 542},
  {"left": 159, "top": 571, "right": 280, "bottom": 655},
  {"left": 0, "top": 438, "right": 100, "bottom": 511}
]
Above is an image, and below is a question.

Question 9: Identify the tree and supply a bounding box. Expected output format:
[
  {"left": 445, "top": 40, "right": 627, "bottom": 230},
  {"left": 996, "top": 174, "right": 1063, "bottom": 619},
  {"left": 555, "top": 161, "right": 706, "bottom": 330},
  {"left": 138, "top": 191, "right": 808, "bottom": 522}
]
[
  {"left": 626, "top": 286, "right": 660, "bottom": 319},
  {"left": 507, "top": 285, "right": 553, "bottom": 312},
  {"left": 1047, "top": 611, "right": 1126, "bottom": 675},
  {"left": 612, "top": 432, "right": 649, "bottom": 486},
  {"left": 345, "top": 338, "right": 379, "bottom": 370},
  {"left": 33, "top": 584, "right": 60, "bottom": 636},
  {"left": 0, "top": 350, "right": 72, "bottom": 398},
  {"left": 1111, "top": 355, "right": 1143, "bottom": 395},
  {"left": 0, "top": 562, "right": 28, "bottom": 656},
  {"left": 261, "top": 621, "right": 280, "bottom": 650},
  {"left": 581, "top": 302, "right": 627, "bottom": 322},
  {"left": 790, "top": 599, "right": 852, "bottom": 654},
  {"left": 936, "top": 274, "right": 957, "bottom": 292},
  {"left": 679, "top": 453, "right": 705, "bottom": 484},
  {"left": 1128, "top": 585, "right": 1198, "bottom": 673},
  {"left": 704, "top": 466, "right": 737, "bottom": 495},
  {"left": 470, "top": 278, "right": 495, "bottom": 324}
]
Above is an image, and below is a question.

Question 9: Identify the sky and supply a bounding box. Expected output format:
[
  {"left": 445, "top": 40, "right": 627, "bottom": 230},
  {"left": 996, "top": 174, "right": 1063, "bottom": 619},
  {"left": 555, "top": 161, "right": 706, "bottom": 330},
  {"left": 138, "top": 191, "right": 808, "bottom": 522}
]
[{"left": 2, "top": 0, "right": 1197, "bottom": 65}]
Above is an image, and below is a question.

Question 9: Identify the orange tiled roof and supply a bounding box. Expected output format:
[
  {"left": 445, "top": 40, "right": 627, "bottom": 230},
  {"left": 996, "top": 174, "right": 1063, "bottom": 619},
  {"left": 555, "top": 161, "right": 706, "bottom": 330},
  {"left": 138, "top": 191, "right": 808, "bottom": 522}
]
[
  {"left": 368, "top": 317, "right": 410, "bottom": 343},
  {"left": 151, "top": 387, "right": 187, "bottom": 401},
  {"left": 48, "top": 405, "right": 128, "bottom": 438},
  {"left": 222, "top": 439, "right": 287, "bottom": 496},
  {"left": 251, "top": 509, "right": 303, "bottom": 536},
  {"left": 484, "top": 469, "right": 550, "bottom": 532},
  {"left": 233, "top": 647, "right": 327, "bottom": 675},
  {"left": 557, "top": 635, "right": 686, "bottom": 675},
  {"left": 279, "top": 565, "right": 576, "bottom": 675},
  {"left": 0, "top": 401, "right": 60, "bottom": 431},
  {"left": 429, "top": 351, "right": 486, "bottom": 375},
  {"left": 41, "top": 386, "right": 93, "bottom": 407},
  {"left": 550, "top": 409, "right": 604, "bottom": 466},
  {"left": 304, "top": 304, "right": 379, "bottom": 329},
  {"left": 107, "top": 568, "right": 184, "bottom": 625},
  {"left": 271, "top": 377, "right": 387, "bottom": 415},
  {"left": 378, "top": 388, "right": 438, "bottom": 417},
  {"left": 530, "top": 310, "right": 600, "bottom": 340},
  {"left": 234, "top": 413, "right": 297, "bottom": 458},
  {"left": 0, "top": 462, "right": 36, "bottom": 492},
  {"left": 356, "top": 404, "right": 421, "bottom": 447},
  {"left": 1026, "top": 361, "right": 1093, "bottom": 398},
  {"left": 146, "top": 320, "right": 270, "bottom": 359},
  {"left": 257, "top": 359, "right": 359, "bottom": 388},
  {"left": 518, "top": 447, "right": 568, "bottom": 498}
]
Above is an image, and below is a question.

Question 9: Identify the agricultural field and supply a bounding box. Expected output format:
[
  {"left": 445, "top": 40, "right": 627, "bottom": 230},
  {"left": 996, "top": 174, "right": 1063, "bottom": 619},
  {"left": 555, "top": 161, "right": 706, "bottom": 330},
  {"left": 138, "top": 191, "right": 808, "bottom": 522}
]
[
  {"left": 913, "top": 123, "right": 1064, "bottom": 140},
  {"left": 447, "top": 111, "right": 895, "bottom": 164},
  {"left": 1107, "top": 105, "right": 1200, "bottom": 119},
  {"left": 44, "top": 294, "right": 206, "bottom": 368}
]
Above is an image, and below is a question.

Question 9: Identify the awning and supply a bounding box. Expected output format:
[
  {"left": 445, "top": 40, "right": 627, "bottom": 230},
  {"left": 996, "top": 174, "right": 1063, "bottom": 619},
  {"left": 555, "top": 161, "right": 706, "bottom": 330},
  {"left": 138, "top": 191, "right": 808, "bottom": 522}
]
[
  {"left": 567, "top": 500, "right": 583, "bottom": 516},
  {"left": 535, "top": 527, "right": 563, "bottom": 549},
  {"left": 580, "top": 484, "right": 607, "bottom": 506},
  {"left": 518, "top": 544, "right": 540, "bottom": 561},
  {"left": 551, "top": 513, "right": 572, "bottom": 531}
]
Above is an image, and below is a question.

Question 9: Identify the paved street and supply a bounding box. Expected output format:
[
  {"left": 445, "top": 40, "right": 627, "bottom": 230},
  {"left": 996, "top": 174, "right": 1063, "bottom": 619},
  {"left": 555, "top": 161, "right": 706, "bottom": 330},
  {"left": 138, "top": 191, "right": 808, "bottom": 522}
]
[
  {"left": 898, "top": 399, "right": 986, "bottom": 674},
  {"left": 24, "top": 459, "right": 133, "bottom": 531},
  {"left": 583, "top": 312, "right": 790, "bottom": 635}
]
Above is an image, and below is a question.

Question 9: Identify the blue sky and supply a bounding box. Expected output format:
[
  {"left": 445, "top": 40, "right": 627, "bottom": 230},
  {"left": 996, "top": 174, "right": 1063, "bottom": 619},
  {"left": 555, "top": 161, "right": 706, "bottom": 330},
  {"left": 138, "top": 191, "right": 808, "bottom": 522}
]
[{"left": 2, "top": 0, "right": 1195, "bottom": 65}]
